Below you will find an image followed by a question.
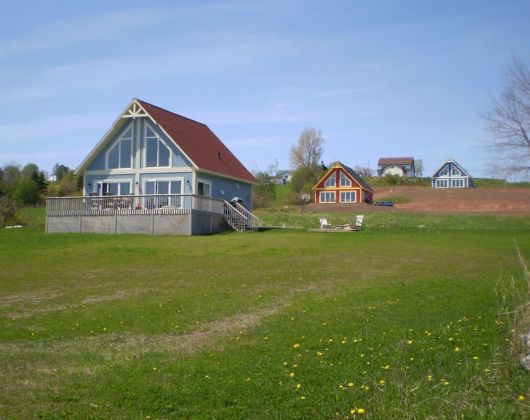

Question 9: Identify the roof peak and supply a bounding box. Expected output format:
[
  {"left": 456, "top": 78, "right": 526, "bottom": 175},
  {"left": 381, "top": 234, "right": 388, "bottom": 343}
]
[{"left": 135, "top": 98, "right": 208, "bottom": 127}]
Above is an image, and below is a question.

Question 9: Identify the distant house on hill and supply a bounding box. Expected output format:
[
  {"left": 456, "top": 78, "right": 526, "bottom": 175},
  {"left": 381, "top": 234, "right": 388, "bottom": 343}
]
[
  {"left": 312, "top": 162, "right": 374, "bottom": 204},
  {"left": 271, "top": 170, "right": 293, "bottom": 185},
  {"left": 377, "top": 157, "right": 416, "bottom": 177},
  {"left": 431, "top": 159, "right": 474, "bottom": 189}
]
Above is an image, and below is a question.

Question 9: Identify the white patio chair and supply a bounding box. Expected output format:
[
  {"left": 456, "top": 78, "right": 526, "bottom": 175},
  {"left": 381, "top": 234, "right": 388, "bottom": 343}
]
[
  {"left": 320, "top": 218, "right": 332, "bottom": 229},
  {"left": 354, "top": 215, "right": 365, "bottom": 230}
]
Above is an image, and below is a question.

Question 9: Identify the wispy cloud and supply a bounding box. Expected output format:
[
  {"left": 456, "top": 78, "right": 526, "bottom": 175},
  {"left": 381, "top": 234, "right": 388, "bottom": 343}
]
[
  {"left": 0, "top": 113, "right": 112, "bottom": 145},
  {"left": 0, "top": 8, "right": 168, "bottom": 58}
]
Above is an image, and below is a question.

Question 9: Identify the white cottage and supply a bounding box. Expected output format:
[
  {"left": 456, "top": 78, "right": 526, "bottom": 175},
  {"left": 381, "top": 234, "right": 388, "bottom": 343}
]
[{"left": 431, "top": 159, "right": 474, "bottom": 189}]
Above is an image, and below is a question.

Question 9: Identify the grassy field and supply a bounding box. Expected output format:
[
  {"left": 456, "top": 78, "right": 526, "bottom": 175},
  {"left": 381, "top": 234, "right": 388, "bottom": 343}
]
[{"left": 1, "top": 210, "right": 530, "bottom": 418}]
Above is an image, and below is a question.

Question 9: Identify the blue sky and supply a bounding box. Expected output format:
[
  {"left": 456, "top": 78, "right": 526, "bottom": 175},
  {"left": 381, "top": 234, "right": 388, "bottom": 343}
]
[{"left": 1, "top": 0, "right": 529, "bottom": 178}]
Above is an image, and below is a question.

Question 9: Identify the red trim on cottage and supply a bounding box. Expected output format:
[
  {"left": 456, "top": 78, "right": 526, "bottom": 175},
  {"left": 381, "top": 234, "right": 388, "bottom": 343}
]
[{"left": 138, "top": 100, "right": 256, "bottom": 184}]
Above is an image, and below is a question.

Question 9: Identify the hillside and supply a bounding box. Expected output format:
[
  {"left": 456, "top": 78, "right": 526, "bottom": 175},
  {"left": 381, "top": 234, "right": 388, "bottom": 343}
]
[{"left": 374, "top": 186, "right": 530, "bottom": 215}]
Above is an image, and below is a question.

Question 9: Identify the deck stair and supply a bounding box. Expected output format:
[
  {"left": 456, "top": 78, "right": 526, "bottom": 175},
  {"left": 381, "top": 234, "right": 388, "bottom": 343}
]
[{"left": 223, "top": 201, "right": 260, "bottom": 232}]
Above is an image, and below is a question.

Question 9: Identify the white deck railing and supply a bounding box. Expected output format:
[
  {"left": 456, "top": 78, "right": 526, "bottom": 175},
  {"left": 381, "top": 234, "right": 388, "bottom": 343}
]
[{"left": 46, "top": 194, "right": 225, "bottom": 217}]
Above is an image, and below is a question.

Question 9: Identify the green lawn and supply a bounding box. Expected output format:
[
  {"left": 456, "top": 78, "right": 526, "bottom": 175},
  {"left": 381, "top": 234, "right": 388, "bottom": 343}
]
[{"left": 1, "top": 211, "right": 529, "bottom": 418}]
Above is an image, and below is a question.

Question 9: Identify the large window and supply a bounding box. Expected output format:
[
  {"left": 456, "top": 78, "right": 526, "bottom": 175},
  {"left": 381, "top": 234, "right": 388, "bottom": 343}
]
[
  {"left": 106, "top": 127, "right": 132, "bottom": 169},
  {"left": 144, "top": 180, "right": 182, "bottom": 207},
  {"left": 320, "top": 191, "right": 336, "bottom": 203},
  {"left": 97, "top": 181, "right": 131, "bottom": 196},
  {"left": 340, "top": 191, "right": 356, "bottom": 203},
  {"left": 324, "top": 174, "right": 336, "bottom": 187},
  {"left": 145, "top": 126, "right": 171, "bottom": 167},
  {"left": 340, "top": 172, "right": 351, "bottom": 187},
  {"left": 451, "top": 179, "right": 465, "bottom": 188},
  {"left": 144, "top": 180, "right": 182, "bottom": 195},
  {"left": 435, "top": 179, "right": 448, "bottom": 188}
]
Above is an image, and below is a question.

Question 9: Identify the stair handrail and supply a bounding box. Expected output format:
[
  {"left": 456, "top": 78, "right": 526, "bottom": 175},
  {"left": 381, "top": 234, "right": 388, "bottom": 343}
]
[
  {"left": 223, "top": 201, "right": 248, "bottom": 220},
  {"left": 235, "top": 203, "right": 260, "bottom": 222}
]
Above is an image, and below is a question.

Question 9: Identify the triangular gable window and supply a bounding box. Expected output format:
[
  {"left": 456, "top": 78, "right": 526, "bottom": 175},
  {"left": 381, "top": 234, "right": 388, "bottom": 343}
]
[
  {"left": 145, "top": 125, "right": 171, "bottom": 167},
  {"left": 324, "top": 173, "right": 336, "bottom": 187},
  {"left": 340, "top": 171, "right": 351, "bottom": 187},
  {"left": 439, "top": 164, "right": 450, "bottom": 177},
  {"left": 106, "top": 127, "right": 133, "bottom": 169}
]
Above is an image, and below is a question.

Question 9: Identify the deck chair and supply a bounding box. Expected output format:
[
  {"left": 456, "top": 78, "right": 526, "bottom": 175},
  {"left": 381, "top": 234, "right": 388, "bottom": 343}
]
[{"left": 320, "top": 218, "right": 332, "bottom": 229}]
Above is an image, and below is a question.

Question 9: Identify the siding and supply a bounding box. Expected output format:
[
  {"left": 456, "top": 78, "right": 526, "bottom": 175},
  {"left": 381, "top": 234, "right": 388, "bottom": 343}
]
[{"left": 196, "top": 172, "right": 253, "bottom": 210}]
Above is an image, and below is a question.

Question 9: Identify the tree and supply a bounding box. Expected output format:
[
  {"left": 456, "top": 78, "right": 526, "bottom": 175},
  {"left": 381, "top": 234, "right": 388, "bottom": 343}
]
[
  {"left": 21, "top": 163, "right": 39, "bottom": 178},
  {"left": 252, "top": 172, "right": 276, "bottom": 208},
  {"left": 14, "top": 178, "right": 40, "bottom": 206},
  {"left": 289, "top": 127, "right": 324, "bottom": 169},
  {"left": 31, "top": 170, "right": 48, "bottom": 195},
  {"left": 415, "top": 159, "right": 424, "bottom": 177},
  {"left": 354, "top": 166, "right": 373, "bottom": 177},
  {"left": 52, "top": 163, "right": 71, "bottom": 182},
  {"left": 483, "top": 57, "right": 530, "bottom": 178}
]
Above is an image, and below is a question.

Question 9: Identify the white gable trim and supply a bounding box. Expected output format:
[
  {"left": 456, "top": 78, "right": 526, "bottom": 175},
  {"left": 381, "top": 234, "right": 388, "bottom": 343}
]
[
  {"left": 76, "top": 99, "right": 199, "bottom": 174},
  {"left": 431, "top": 160, "right": 472, "bottom": 179},
  {"left": 76, "top": 99, "right": 155, "bottom": 173}
]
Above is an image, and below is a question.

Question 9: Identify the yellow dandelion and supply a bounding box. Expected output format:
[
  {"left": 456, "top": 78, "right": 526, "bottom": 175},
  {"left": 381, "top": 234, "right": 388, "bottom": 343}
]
[
  {"left": 473, "top": 356, "right": 479, "bottom": 360},
  {"left": 293, "top": 343, "right": 300, "bottom": 349},
  {"left": 357, "top": 408, "right": 365, "bottom": 414},
  {"left": 350, "top": 408, "right": 356, "bottom": 414},
  {"left": 348, "top": 382, "right": 354, "bottom": 387},
  {"left": 427, "top": 375, "right": 433, "bottom": 381},
  {"left": 296, "top": 383, "right": 301, "bottom": 389},
  {"left": 407, "top": 340, "right": 413, "bottom": 344},
  {"left": 289, "top": 372, "right": 295, "bottom": 378},
  {"left": 300, "top": 396, "right": 306, "bottom": 400},
  {"left": 379, "top": 380, "right": 385, "bottom": 385},
  {"left": 518, "top": 395, "right": 525, "bottom": 401},
  {"left": 454, "top": 347, "right": 460, "bottom": 352},
  {"left": 383, "top": 365, "right": 390, "bottom": 370},
  {"left": 443, "top": 381, "right": 449, "bottom": 386}
]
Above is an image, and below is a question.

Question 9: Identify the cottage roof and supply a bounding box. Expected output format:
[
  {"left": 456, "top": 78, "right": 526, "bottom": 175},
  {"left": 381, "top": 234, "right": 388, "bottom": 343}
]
[
  {"left": 313, "top": 162, "right": 374, "bottom": 192},
  {"left": 432, "top": 159, "right": 473, "bottom": 178},
  {"left": 339, "top": 162, "right": 374, "bottom": 192},
  {"left": 137, "top": 100, "right": 255, "bottom": 183},
  {"left": 378, "top": 157, "right": 414, "bottom": 165},
  {"left": 77, "top": 99, "right": 255, "bottom": 184}
]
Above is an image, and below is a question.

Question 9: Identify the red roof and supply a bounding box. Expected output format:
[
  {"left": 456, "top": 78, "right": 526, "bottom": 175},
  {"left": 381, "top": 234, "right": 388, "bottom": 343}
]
[
  {"left": 138, "top": 100, "right": 256, "bottom": 184},
  {"left": 378, "top": 157, "right": 414, "bottom": 165}
]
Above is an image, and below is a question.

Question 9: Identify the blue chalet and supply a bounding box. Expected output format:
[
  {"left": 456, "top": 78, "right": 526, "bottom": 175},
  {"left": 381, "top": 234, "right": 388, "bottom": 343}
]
[
  {"left": 46, "top": 99, "right": 258, "bottom": 235},
  {"left": 431, "top": 159, "right": 474, "bottom": 189}
]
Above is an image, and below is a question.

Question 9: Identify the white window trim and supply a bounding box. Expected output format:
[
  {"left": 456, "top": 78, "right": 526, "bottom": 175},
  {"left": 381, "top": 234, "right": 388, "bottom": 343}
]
[
  {"left": 96, "top": 179, "right": 133, "bottom": 196},
  {"left": 320, "top": 191, "right": 336, "bottom": 203},
  {"left": 324, "top": 174, "right": 336, "bottom": 188},
  {"left": 142, "top": 177, "right": 184, "bottom": 195},
  {"left": 340, "top": 171, "right": 352, "bottom": 187},
  {"left": 105, "top": 127, "right": 133, "bottom": 170},
  {"left": 197, "top": 178, "right": 212, "bottom": 197},
  {"left": 340, "top": 191, "right": 356, "bottom": 203},
  {"left": 435, "top": 178, "right": 449, "bottom": 188},
  {"left": 144, "top": 123, "right": 172, "bottom": 168}
]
